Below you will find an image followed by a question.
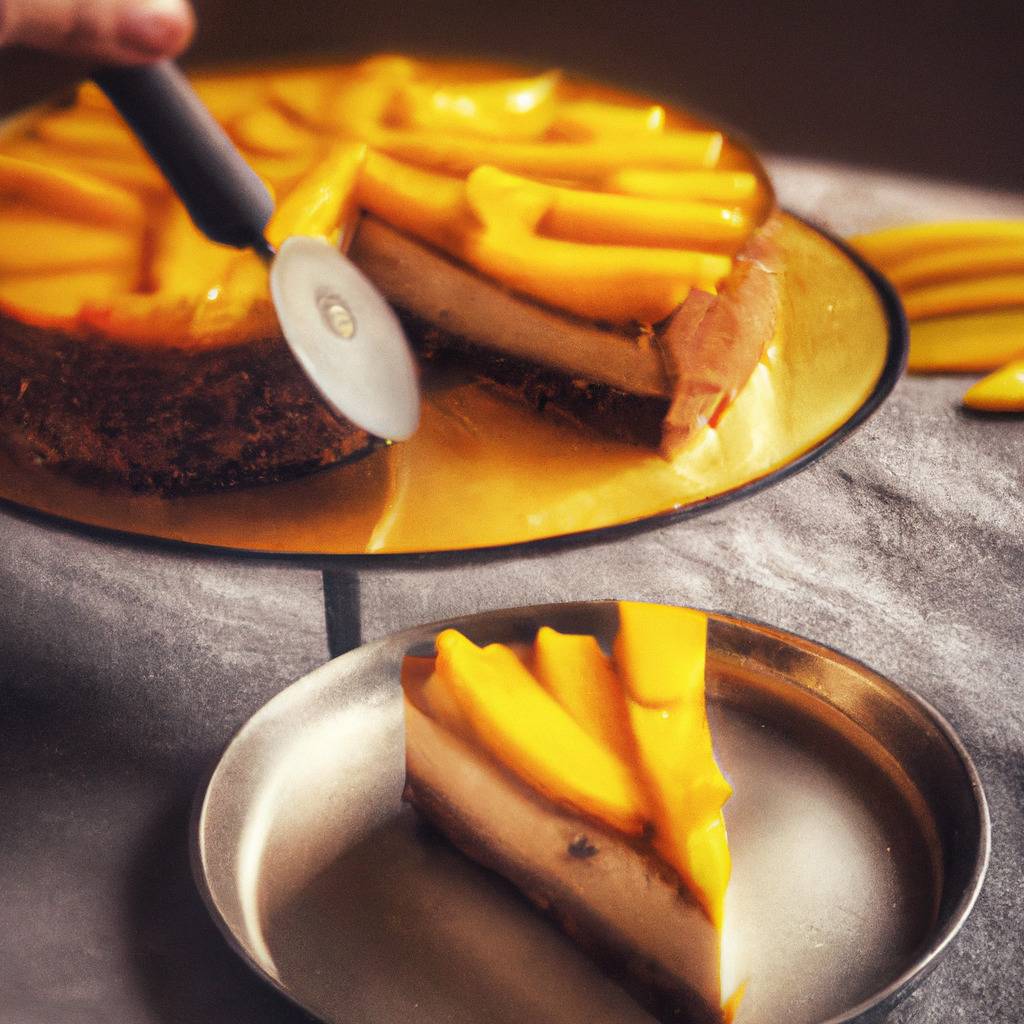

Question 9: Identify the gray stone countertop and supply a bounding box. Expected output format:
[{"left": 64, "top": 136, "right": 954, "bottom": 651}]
[{"left": 0, "top": 159, "right": 1021, "bottom": 1024}]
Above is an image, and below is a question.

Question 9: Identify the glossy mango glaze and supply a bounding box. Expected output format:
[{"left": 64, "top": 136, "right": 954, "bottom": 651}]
[
  {"left": 0, "top": 55, "right": 773, "bottom": 337},
  {"left": 0, "top": 58, "right": 892, "bottom": 553}
]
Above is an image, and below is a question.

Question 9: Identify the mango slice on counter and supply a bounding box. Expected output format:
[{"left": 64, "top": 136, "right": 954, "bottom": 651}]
[
  {"left": 850, "top": 220, "right": 1024, "bottom": 265},
  {"left": 532, "top": 626, "right": 633, "bottom": 760},
  {"left": 883, "top": 242, "right": 1024, "bottom": 291},
  {"left": 908, "top": 310, "right": 1024, "bottom": 373},
  {"left": 962, "top": 358, "right": 1024, "bottom": 412},
  {"left": 901, "top": 273, "right": 1024, "bottom": 321},
  {"left": 432, "top": 629, "right": 648, "bottom": 835},
  {"left": 614, "top": 601, "right": 708, "bottom": 706}
]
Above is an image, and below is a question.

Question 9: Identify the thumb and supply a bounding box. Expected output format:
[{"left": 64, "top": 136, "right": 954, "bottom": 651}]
[{"left": 0, "top": 0, "right": 195, "bottom": 65}]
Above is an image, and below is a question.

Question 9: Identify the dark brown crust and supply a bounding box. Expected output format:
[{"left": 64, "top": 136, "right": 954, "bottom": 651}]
[
  {"left": 404, "top": 770, "right": 720, "bottom": 1024},
  {"left": 0, "top": 317, "right": 372, "bottom": 494}
]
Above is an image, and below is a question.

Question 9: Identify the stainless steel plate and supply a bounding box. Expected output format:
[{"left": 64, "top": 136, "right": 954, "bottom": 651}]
[{"left": 192, "top": 603, "right": 989, "bottom": 1024}]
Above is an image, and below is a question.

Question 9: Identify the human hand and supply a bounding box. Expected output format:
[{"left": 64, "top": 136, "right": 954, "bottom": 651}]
[{"left": 0, "top": 0, "right": 194, "bottom": 64}]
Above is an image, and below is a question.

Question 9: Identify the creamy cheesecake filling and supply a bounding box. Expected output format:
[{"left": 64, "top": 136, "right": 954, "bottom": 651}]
[
  {"left": 350, "top": 215, "right": 671, "bottom": 397},
  {"left": 404, "top": 702, "right": 723, "bottom": 1024}
]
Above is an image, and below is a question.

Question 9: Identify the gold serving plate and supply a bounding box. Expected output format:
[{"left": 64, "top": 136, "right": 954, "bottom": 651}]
[{"left": 0, "top": 213, "right": 901, "bottom": 557}]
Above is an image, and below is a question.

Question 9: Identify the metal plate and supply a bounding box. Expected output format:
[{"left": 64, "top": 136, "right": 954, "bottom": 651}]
[{"left": 192, "top": 602, "right": 988, "bottom": 1024}]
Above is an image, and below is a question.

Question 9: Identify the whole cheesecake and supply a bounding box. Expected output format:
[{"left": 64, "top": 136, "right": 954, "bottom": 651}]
[{"left": 0, "top": 56, "right": 780, "bottom": 494}]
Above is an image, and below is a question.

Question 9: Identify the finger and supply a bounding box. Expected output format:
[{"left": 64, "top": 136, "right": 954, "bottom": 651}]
[{"left": 0, "top": 0, "right": 195, "bottom": 65}]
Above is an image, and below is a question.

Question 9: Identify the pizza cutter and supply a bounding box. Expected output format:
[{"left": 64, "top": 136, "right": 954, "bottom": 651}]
[{"left": 92, "top": 61, "right": 420, "bottom": 442}]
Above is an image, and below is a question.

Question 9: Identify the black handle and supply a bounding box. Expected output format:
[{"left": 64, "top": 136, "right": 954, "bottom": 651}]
[{"left": 93, "top": 61, "right": 275, "bottom": 251}]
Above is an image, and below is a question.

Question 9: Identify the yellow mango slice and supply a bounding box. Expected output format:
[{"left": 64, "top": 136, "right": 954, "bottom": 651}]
[
  {"left": 614, "top": 602, "right": 709, "bottom": 706},
  {"left": 390, "top": 71, "right": 560, "bottom": 140},
  {"left": 229, "top": 106, "right": 317, "bottom": 158},
  {"left": 604, "top": 168, "right": 761, "bottom": 206},
  {"left": 32, "top": 109, "right": 141, "bottom": 157},
  {"left": 358, "top": 150, "right": 471, "bottom": 250},
  {"left": 884, "top": 243, "right": 1024, "bottom": 290},
  {"left": 902, "top": 274, "right": 1024, "bottom": 320},
  {"left": 266, "top": 142, "right": 367, "bottom": 249},
  {"left": 192, "top": 75, "right": 270, "bottom": 122},
  {"left": 614, "top": 602, "right": 731, "bottom": 925},
  {"left": 150, "top": 200, "right": 237, "bottom": 298},
  {"left": 466, "top": 228, "right": 728, "bottom": 325},
  {"left": 851, "top": 220, "right": 1024, "bottom": 265},
  {"left": 0, "top": 154, "right": 144, "bottom": 227},
  {"left": 0, "top": 268, "right": 135, "bottom": 325},
  {"left": 551, "top": 99, "right": 665, "bottom": 139},
  {"left": 962, "top": 358, "right": 1024, "bottom": 412},
  {"left": 532, "top": 626, "right": 633, "bottom": 759},
  {"left": 433, "top": 629, "right": 647, "bottom": 834},
  {"left": 268, "top": 70, "right": 339, "bottom": 126},
  {"left": 0, "top": 211, "right": 139, "bottom": 275},
  {"left": 628, "top": 699, "right": 732, "bottom": 927},
  {"left": 467, "top": 165, "right": 748, "bottom": 249},
  {"left": 374, "top": 127, "right": 723, "bottom": 180},
  {"left": 908, "top": 309, "right": 1024, "bottom": 372}
]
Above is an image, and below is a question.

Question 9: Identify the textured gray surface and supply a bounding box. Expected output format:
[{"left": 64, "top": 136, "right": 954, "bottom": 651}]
[{"left": 1, "top": 161, "right": 1022, "bottom": 1023}]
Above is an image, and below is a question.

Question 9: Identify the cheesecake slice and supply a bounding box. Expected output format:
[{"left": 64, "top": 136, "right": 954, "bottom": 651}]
[{"left": 402, "top": 603, "right": 735, "bottom": 1023}]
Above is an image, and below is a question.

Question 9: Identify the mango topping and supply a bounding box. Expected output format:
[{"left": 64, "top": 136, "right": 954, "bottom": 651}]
[
  {"left": 403, "top": 603, "right": 732, "bottom": 929},
  {"left": 0, "top": 56, "right": 772, "bottom": 341},
  {"left": 430, "top": 629, "right": 648, "bottom": 835}
]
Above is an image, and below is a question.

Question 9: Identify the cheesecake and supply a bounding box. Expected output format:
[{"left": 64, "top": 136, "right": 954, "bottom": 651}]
[
  {"left": 0, "top": 57, "right": 780, "bottom": 493},
  {"left": 402, "top": 602, "right": 737, "bottom": 1023}
]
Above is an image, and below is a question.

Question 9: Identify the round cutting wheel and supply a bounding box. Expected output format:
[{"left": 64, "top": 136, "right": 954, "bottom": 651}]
[{"left": 270, "top": 235, "right": 420, "bottom": 440}]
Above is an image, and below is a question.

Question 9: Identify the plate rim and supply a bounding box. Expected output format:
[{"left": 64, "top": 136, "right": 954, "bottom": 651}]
[
  {"left": 0, "top": 214, "right": 908, "bottom": 568},
  {"left": 189, "top": 601, "right": 988, "bottom": 1024}
]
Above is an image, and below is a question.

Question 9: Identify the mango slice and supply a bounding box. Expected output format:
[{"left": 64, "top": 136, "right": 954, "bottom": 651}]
[
  {"left": 884, "top": 242, "right": 1024, "bottom": 290},
  {"left": 390, "top": 71, "right": 560, "bottom": 140},
  {"left": 850, "top": 220, "right": 1024, "bottom": 265},
  {"left": 0, "top": 154, "right": 144, "bottom": 227},
  {"left": 551, "top": 99, "right": 665, "bottom": 139},
  {"left": 902, "top": 274, "right": 1024, "bottom": 320},
  {"left": 614, "top": 601, "right": 708, "bottom": 706},
  {"left": 532, "top": 626, "right": 633, "bottom": 760},
  {"left": 628, "top": 699, "right": 732, "bottom": 927},
  {"left": 614, "top": 602, "right": 731, "bottom": 926},
  {"left": 908, "top": 309, "right": 1024, "bottom": 372},
  {"left": 266, "top": 142, "right": 367, "bottom": 249},
  {"left": 433, "top": 629, "right": 648, "bottom": 835},
  {"left": 962, "top": 358, "right": 1024, "bottom": 412},
  {"left": 468, "top": 165, "right": 748, "bottom": 250},
  {"left": 604, "top": 168, "right": 761, "bottom": 206},
  {"left": 375, "top": 127, "right": 724, "bottom": 180}
]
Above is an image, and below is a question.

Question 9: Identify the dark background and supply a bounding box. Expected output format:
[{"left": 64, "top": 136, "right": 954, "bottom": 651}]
[{"left": 1, "top": 0, "right": 1021, "bottom": 191}]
